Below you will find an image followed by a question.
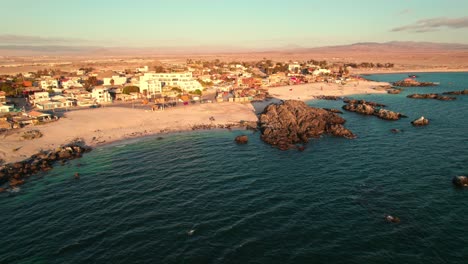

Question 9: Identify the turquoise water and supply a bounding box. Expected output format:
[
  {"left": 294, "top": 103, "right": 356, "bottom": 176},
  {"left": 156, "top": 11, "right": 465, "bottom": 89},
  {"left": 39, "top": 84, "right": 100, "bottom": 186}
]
[{"left": 1, "top": 73, "right": 467, "bottom": 264}]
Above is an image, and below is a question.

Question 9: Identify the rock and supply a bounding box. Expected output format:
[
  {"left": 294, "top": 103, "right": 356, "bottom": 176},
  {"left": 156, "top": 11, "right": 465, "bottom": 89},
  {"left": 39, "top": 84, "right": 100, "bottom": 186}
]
[
  {"left": 0, "top": 187, "right": 6, "bottom": 193},
  {"left": 411, "top": 116, "right": 429, "bottom": 126},
  {"left": 452, "top": 176, "right": 468, "bottom": 187},
  {"left": 390, "top": 129, "right": 402, "bottom": 133},
  {"left": 323, "top": 108, "right": 344, "bottom": 114},
  {"left": 9, "top": 178, "right": 25, "bottom": 187},
  {"left": 407, "top": 93, "right": 456, "bottom": 101},
  {"left": 74, "top": 172, "right": 80, "bottom": 179},
  {"left": 387, "top": 88, "right": 401, "bottom": 94},
  {"left": 385, "top": 215, "right": 401, "bottom": 223},
  {"left": 234, "top": 135, "right": 249, "bottom": 144},
  {"left": 343, "top": 99, "right": 386, "bottom": 107},
  {"left": 259, "top": 100, "right": 355, "bottom": 150},
  {"left": 58, "top": 150, "right": 72, "bottom": 159},
  {"left": 343, "top": 103, "right": 405, "bottom": 121},
  {"left": 443, "top": 89, "right": 468, "bottom": 95},
  {"left": 393, "top": 80, "right": 437, "bottom": 87},
  {"left": 21, "top": 129, "right": 43, "bottom": 140}
]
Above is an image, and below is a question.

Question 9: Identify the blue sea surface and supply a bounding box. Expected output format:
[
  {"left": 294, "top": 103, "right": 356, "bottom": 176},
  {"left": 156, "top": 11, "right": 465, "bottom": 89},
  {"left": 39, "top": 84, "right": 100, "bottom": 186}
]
[{"left": 0, "top": 73, "right": 467, "bottom": 264}]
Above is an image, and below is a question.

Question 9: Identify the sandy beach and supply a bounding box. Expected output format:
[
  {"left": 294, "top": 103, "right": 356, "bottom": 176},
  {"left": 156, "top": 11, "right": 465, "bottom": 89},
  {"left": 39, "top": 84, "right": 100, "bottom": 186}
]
[{"left": 0, "top": 79, "right": 389, "bottom": 164}]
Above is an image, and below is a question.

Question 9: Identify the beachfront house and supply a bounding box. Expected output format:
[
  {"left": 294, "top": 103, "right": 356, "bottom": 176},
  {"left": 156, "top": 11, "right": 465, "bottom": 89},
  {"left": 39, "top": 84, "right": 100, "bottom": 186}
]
[
  {"left": 136, "top": 66, "right": 149, "bottom": 73},
  {"left": 92, "top": 87, "right": 112, "bottom": 104},
  {"left": 288, "top": 62, "right": 301, "bottom": 73}
]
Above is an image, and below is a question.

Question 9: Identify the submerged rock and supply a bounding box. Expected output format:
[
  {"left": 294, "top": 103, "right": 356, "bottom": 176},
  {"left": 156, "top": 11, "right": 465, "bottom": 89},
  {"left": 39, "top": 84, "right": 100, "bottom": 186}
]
[
  {"left": 387, "top": 88, "right": 401, "bottom": 94},
  {"left": 259, "top": 100, "right": 355, "bottom": 150}
]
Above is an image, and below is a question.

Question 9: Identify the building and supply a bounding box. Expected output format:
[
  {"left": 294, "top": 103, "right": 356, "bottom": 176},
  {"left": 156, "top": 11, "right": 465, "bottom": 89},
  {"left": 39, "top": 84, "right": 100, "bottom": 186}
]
[
  {"left": 92, "top": 88, "right": 112, "bottom": 104},
  {"left": 312, "top": 69, "right": 331, "bottom": 76},
  {"left": 139, "top": 72, "right": 203, "bottom": 97},
  {"left": 0, "top": 104, "right": 13, "bottom": 113},
  {"left": 30, "top": 92, "right": 50, "bottom": 106},
  {"left": 40, "top": 78, "right": 59, "bottom": 89},
  {"left": 103, "top": 76, "right": 127, "bottom": 86},
  {"left": 61, "top": 78, "right": 83, "bottom": 89},
  {"left": 0, "top": 91, "right": 6, "bottom": 103},
  {"left": 288, "top": 62, "right": 301, "bottom": 73}
]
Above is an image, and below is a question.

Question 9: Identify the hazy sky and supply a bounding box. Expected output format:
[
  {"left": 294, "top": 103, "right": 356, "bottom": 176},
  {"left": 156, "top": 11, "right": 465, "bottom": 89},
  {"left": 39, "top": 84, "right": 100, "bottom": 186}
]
[{"left": 1, "top": 0, "right": 468, "bottom": 48}]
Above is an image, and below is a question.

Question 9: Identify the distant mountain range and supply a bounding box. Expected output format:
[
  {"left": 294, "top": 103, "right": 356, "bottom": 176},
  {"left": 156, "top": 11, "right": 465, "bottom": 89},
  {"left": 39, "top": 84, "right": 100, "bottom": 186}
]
[{"left": 1, "top": 41, "right": 468, "bottom": 56}]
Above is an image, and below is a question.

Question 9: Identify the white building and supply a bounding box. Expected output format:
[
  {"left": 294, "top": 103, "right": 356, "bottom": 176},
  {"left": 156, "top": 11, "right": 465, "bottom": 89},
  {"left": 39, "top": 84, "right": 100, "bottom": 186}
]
[
  {"left": 91, "top": 88, "right": 112, "bottom": 104},
  {"left": 61, "top": 78, "right": 83, "bottom": 89},
  {"left": 30, "top": 92, "right": 50, "bottom": 106},
  {"left": 103, "top": 76, "right": 127, "bottom": 86},
  {"left": 139, "top": 72, "right": 203, "bottom": 97},
  {"left": 288, "top": 62, "right": 301, "bottom": 73},
  {"left": 0, "top": 104, "right": 13, "bottom": 113},
  {"left": 40, "top": 79, "right": 59, "bottom": 89}
]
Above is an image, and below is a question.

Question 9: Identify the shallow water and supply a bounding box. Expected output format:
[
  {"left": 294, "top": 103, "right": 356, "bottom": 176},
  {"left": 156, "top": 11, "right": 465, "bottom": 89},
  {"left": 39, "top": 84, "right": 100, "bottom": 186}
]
[{"left": 1, "top": 73, "right": 467, "bottom": 263}]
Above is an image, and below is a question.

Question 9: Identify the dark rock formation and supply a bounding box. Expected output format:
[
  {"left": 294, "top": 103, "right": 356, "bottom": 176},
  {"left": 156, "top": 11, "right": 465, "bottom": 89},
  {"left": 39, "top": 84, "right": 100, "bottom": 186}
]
[
  {"left": 393, "top": 80, "right": 437, "bottom": 87},
  {"left": 387, "top": 88, "right": 401, "bottom": 94},
  {"left": 0, "top": 142, "right": 92, "bottom": 190},
  {"left": 21, "top": 129, "right": 43, "bottom": 140},
  {"left": 443, "top": 89, "right": 468, "bottom": 95},
  {"left": 343, "top": 99, "right": 386, "bottom": 107},
  {"left": 234, "top": 135, "right": 249, "bottom": 144},
  {"left": 259, "top": 100, "right": 355, "bottom": 150},
  {"left": 323, "top": 108, "right": 344, "bottom": 114},
  {"left": 342, "top": 102, "right": 406, "bottom": 121},
  {"left": 407, "top": 93, "right": 456, "bottom": 101},
  {"left": 452, "top": 176, "right": 468, "bottom": 187},
  {"left": 411, "top": 116, "right": 429, "bottom": 126}
]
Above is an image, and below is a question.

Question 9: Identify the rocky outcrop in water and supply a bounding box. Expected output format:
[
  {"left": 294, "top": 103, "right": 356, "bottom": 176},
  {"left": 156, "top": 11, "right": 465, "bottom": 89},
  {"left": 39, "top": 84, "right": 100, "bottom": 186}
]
[
  {"left": 407, "top": 93, "right": 456, "bottom": 101},
  {"left": 452, "top": 176, "right": 468, "bottom": 187},
  {"left": 342, "top": 101, "right": 406, "bottom": 121},
  {"left": 343, "top": 99, "right": 386, "bottom": 107},
  {"left": 0, "top": 142, "right": 91, "bottom": 190},
  {"left": 411, "top": 116, "right": 429, "bottom": 126},
  {"left": 234, "top": 135, "right": 248, "bottom": 144},
  {"left": 443, "top": 89, "right": 468, "bottom": 95},
  {"left": 323, "top": 108, "right": 343, "bottom": 114},
  {"left": 387, "top": 88, "right": 401, "bottom": 94},
  {"left": 393, "top": 80, "right": 437, "bottom": 87},
  {"left": 259, "top": 100, "right": 355, "bottom": 150}
]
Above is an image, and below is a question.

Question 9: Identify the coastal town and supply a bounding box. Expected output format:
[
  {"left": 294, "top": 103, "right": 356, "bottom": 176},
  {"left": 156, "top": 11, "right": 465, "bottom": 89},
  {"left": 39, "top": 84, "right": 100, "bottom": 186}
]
[{"left": 0, "top": 58, "right": 396, "bottom": 130}]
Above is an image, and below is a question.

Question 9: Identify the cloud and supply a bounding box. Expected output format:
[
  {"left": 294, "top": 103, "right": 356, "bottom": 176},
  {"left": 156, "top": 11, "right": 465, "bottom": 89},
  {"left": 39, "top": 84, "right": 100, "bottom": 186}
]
[
  {"left": 391, "top": 16, "right": 468, "bottom": 33},
  {"left": 0, "top": 34, "right": 90, "bottom": 45}
]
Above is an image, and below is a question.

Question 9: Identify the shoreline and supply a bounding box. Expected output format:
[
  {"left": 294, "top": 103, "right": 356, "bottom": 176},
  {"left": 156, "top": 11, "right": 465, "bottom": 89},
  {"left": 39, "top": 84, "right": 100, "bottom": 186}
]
[
  {"left": 1, "top": 78, "right": 390, "bottom": 166},
  {"left": 352, "top": 68, "right": 468, "bottom": 75}
]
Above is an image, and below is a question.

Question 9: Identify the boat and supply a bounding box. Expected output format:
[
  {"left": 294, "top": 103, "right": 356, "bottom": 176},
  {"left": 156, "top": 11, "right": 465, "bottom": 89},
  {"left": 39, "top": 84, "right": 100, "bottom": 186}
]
[{"left": 408, "top": 74, "right": 418, "bottom": 78}]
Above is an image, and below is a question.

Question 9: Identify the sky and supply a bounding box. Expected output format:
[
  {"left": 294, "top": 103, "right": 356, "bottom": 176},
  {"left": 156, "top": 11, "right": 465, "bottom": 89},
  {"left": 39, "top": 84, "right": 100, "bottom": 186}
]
[{"left": 1, "top": 0, "right": 468, "bottom": 49}]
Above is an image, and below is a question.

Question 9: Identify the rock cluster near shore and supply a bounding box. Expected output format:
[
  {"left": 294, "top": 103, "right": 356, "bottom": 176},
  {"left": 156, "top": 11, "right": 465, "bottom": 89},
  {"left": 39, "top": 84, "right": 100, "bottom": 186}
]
[
  {"left": 443, "top": 89, "right": 468, "bottom": 95},
  {"left": 0, "top": 142, "right": 91, "bottom": 191},
  {"left": 393, "top": 80, "right": 437, "bottom": 87},
  {"left": 407, "top": 93, "right": 456, "bottom": 101},
  {"left": 259, "top": 100, "right": 355, "bottom": 150},
  {"left": 342, "top": 100, "right": 406, "bottom": 120}
]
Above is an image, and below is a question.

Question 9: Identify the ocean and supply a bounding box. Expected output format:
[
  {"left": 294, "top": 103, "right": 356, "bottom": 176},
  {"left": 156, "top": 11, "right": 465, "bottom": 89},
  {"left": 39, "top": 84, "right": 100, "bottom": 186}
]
[{"left": 0, "top": 72, "right": 467, "bottom": 264}]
